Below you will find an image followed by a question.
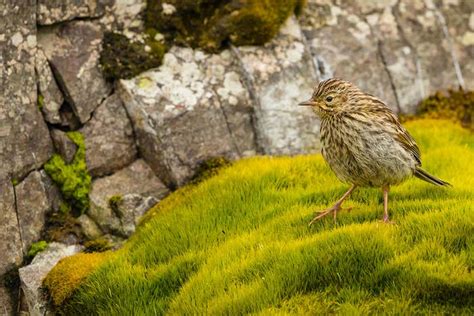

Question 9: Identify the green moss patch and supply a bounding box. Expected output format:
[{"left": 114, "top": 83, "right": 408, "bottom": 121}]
[
  {"left": 145, "top": 0, "right": 306, "bottom": 52},
  {"left": 44, "top": 131, "right": 91, "bottom": 216},
  {"left": 402, "top": 89, "right": 473, "bottom": 131},
  {"left": 26, "top": 241, "right": 48, "bottom": 260},
  {"left": 100, "top": 32, "right": 166, "bottom": 81},
  {"left": 45, "top": 119, "right": 473, "bottom": 314}
]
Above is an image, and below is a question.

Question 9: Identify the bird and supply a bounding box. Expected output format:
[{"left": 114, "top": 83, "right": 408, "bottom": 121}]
[{"left": 299, "top": 78, "right": 450, "bottom": 226}]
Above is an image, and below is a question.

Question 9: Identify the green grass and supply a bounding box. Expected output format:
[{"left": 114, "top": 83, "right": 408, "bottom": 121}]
[{"left": 47, "top": 119, "right": 474, "bottom": 315}]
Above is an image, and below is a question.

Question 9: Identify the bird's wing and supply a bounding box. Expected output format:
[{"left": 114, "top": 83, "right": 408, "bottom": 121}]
[{"left": 368, "top": 99, "right": 422, "bottom": 165}]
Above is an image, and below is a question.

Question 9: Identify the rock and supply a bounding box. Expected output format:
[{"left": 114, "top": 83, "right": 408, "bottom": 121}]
[
  {"left": 87, "top": 159, "right": 169, "bottom": 236},
  {"left": 119, "top": 47, "right": 257, "bottom": 187},
  {"left": 113, "top": 194, "right": 158, "bottom": 237},
  {"left": 77, "top": 214, "right": 103, "bottom": 240},
  {"left": 436, "top": 0, "right": 474, "bottom": 91},
  {"left": 36, "top": 48, "right": 64, "bottom": 124},
  {"left": 100, "top": 0, "right": 146, "bottom": 32},
  {"left": 0, "top": 179, "right": 22, "bottom": 277},
  {"left": 234, "top": 17, "right": 321, "bottom": 155},
  {"left": 80, "top": 94, "right": 137, "bottom": 177},
  {"left": 299, "top": 3, "right": 399, "bottom": 112},
  {"left": 0, "top": 285, "right": 13, "bottom": 315},
  {"left": 389, "top": 0, "right": 460, "bottom": 110},
  {"left": 37, "top": 0, "right": 109, "bottom": 25},
  {"left": 38, "top": 21, "right": 112, "bottom": 124},
  {"left": 15, "top": 171, "right": 56, "bottom": 254},
  {"left": 18, "top": 243, "right": 83, "bottom": 316},
  {"left": 50, "top": 130, "right": 77, "bottom": 164},
  {"left": 0, "top": 2, "right": 54, "bottom": 181}
]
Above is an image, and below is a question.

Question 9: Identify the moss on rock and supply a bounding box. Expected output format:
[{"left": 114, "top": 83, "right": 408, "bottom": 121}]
[
  {"left": 44, "top": 131, "right": 91, "bottom": 216},
  {"left": 43, "top": 252, "right": 110, "bottom": 307},
  {"left": 100, "top": 32, "right": 166, "bottom": 81},
  {"left": 145, "top": 0, "right": 306, "bottom": 52},
  {"left": 402, "top": 89, "right": 473, "bottom": 131},
  {"left": 26, "top": 241, "right": 48, "bottom": 259}
]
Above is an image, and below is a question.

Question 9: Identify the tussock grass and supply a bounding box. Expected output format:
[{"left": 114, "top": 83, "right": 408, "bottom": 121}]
[{"left": 47, "top": 119, "right": 474, "bottom": 315}]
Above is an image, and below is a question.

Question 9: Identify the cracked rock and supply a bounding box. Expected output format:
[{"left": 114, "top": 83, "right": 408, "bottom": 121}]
[
  {"left": 87, "top": 159, "right": 169, "bottom": 236},
  {"left": 36, "top": 48, "right": 64, "bottom": 124},
  {"left": 19, "top": 243, "right": 83, "bottom": 316},
  {"left": 234, "top": 17, "right": 321, "bottom": 155},
  {"left": 37, "top": 0, "right": 109, "bottom": 25},
  {"left": 0, "top": 2, "right": 54, "bottom": 180},
  {"left": 50, "top": 129, "right": 78, "bottom": 164},
  {"left": 299, "top": 2, "right": 399, "bottom": 112},
  {"left": 38, "top": 21, "right": 112, "bottom": 124},
  {"left": 119, "top": 47, "right": 257, "bottom": 187},
  {"left": 15, "top": 171, "right": 57, "bottom": 254},
  {"left": 80, "top": 93, "right": 137, "bottom": 178},
  {"left": 112, "top": 194, "right": 158, "bottom": 237}
]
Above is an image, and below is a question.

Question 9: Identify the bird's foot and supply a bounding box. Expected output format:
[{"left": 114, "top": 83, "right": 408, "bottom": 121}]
[
  {"left": 379, "top": 214, "right": 396, "bottom": 225},
  {"left": 308, "top": 204, "right": 353, "bottom": 226}
]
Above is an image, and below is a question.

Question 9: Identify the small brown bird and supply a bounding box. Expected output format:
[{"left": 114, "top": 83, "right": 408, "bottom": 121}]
[{"left": 299, "top": 78, "right": 450, "bottom": 225}]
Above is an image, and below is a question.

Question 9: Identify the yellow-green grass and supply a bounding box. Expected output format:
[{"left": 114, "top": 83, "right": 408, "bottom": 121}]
[{"left": 46, "top": 119, "right": 474, "bottom": 315}]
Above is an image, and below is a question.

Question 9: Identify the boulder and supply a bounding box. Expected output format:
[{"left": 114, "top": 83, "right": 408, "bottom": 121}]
[
  {"left": 234, "top": 17, "right": 321, "bottom": 155},
  {"left": 38, "top": 21, "right": 112, "bottom": 124},
  {"left": 119, "top": 47, "right": 257, "bottom": 187},
  {"left": 112, "top": 194, "right": 159, "bottom": 237},
  {"left": 18, "top": 243, "right": 83, "bottom": 316},
  {"left": 80, "top": 93, "right": 137, "bottom": 178},
  {"left": 0, "top": 285, "right": 13, "bottom": 315},
  {"left": 15, "top": 171, "right": 57, "bottom": 254},
  {"left": 0, "top": 1, "right": 54, "bottom": 181},
  {"left": 37, "top": 0, "right": 109, "bottom": 25},
  {"left": 299, "top": 2, "right": 399, "bottom": 112},
  {"left": 100, "top": 0, "right": 146, "bottom": 32},
  {"left": 87, "top": 159, "right": 169, "bottom": 236},
  {"left": 36, "top": 48, "right": 64, "bottom": 124}
]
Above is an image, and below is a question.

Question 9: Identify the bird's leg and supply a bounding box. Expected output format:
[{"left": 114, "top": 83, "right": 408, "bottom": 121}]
[
  {"left": 382, "top": 185, "right": 390, "bottom": 223},
  {"left": 309, "top": 185, "right": 356, "bottom": 226}
]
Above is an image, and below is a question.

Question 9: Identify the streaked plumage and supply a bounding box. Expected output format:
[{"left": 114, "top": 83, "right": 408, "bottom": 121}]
[{"left": 299, "top": 78, "right": 449, "bottom": 224}]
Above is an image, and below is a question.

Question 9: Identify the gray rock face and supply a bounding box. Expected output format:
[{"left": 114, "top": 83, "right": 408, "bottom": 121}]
[
  {"left": 0, "top": 180, "right": 22, "bottom": 277},
  {"left": 81, "top": 94, "right": 137, "bottom": 178},
  {"left": 100, "top": 0, "right": 146, "bottom": 32},
  {"left": 37, "top": 0, "right": 108, "bottom": 25},
  {"left": 0, "top": 2, "right": 54, "bottom": 181},
  {"left": 87, "top": 159, "right": 169, "bottom": 236},
  {"left": 18, "top": 243, "right": 83, "bottom": 316},
  {"left": 36, "top": 48, "right": 64, "bottom": 124},
  {"left": 113, "top": 194, "right": 159, "bottom": 237},
  {"left": 0, "top": 285, "right": 13, "bottom": 316},
  {"left": 38, "top": 21, "right": 112, "bottom": 124},
  {"left": 50, "top": 130, "right": 78, "bottom": 164},
  {"left": 299, "top": 2, "right": 399, "bottom": 112},
  {"left": 119, "top": 47, "right": 258, "bottom": 187},
  {"left": 15, "top": 171, "right": 55, "bottom": 254},
  {"left": 437, "top": 0, "right": 474, "bottom": 91},
  {"left": 234, "top": 17, "right": 321, "bottom": 155}
]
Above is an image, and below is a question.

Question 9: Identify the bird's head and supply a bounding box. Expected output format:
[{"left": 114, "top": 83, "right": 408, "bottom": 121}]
[{"left": 299, "top": 78, "right": 358, "bottom": 116}]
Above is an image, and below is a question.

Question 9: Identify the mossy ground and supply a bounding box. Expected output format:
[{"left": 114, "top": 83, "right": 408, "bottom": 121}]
[{"left": 45, "top": 119, "right": 473, "bottom": 314}]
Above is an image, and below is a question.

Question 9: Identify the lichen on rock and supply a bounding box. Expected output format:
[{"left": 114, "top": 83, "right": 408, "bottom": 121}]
[
  {"left": 44, "top": 132, "right": 91, "bottom": 216},
  {"left": 144, "top": 0, "right": 307, "bottom": 52}
]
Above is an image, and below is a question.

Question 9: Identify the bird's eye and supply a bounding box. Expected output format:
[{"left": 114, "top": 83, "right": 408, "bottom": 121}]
[{"left": 325, "top": 96, "right": 333, "bottom": 103}]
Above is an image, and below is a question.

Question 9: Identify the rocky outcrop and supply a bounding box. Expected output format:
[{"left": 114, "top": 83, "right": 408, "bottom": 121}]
[
  {"left": 119, "top": 47, "right": 258, "bottom": 187},
  {"left": 0, "top": 2, "right": 54, "bottom": 181},
  {"left": 18, "top": 243, "right": 83, "bottom": 316},
  {"left": 234, "top": 17, "right": 320, "bottom": 155},
  {"left": 37, "top": 0, "right": 108, "bottom": 25},
  {"left": 50, "top": 130, "right": 78, "bottom": 164},
  {"left": 86, "top": 159, "right": 169, "bottom": 236},
  {"left": 38, "top": 21, "right": 111, "bottom": 124},
  {"left": 81, "top": 93, "right": 137, "bottom": 177}
]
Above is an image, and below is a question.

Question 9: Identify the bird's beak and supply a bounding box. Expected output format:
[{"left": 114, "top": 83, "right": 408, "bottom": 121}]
[{"left": 298, "top": 99, "right": 316, "bottom": 106}]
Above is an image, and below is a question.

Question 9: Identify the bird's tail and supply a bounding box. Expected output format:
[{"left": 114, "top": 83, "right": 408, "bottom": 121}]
[{"left": 414, "top": 167, "right": 451, "bottom": 186}]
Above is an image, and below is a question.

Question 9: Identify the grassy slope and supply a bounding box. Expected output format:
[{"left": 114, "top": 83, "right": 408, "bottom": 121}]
[{"left": 50, "top": 119, "right": 474, "bottom": 315}]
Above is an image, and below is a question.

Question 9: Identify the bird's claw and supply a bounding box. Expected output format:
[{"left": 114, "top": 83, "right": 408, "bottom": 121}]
[{"left": 308, "top": 205, "right": 352, "bottom": 226}]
